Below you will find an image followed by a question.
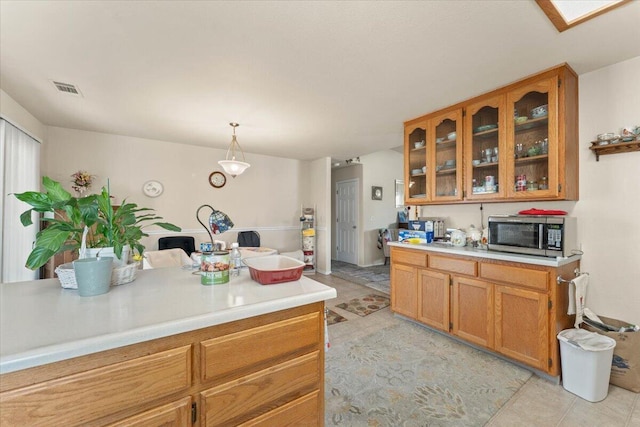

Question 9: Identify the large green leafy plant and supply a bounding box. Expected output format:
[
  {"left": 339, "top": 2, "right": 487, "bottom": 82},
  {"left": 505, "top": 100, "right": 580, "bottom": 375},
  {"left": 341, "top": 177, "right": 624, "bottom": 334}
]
[{"left": 14, "top": 176, "right": 181, "bottom": 270}]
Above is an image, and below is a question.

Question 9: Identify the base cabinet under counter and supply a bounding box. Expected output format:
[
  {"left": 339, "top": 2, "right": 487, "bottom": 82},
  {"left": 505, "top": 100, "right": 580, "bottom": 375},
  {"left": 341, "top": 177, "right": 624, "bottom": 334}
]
[
  {"left": 0, "top": 302, "right": 326, "bottom": 427},
  {"left": 390, "top": 246, "right": 578, "bottom": 376}
]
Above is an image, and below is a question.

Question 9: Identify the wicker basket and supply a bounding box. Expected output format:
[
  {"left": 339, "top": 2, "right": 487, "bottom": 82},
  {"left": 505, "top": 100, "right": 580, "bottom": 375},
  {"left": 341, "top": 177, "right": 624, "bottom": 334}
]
[{"left": 55, "top": 261, "right": 139, "bottom": 289}]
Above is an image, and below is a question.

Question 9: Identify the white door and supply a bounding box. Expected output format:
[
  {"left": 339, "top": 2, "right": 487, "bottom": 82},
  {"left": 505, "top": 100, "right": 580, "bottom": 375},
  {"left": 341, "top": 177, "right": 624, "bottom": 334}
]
[{"left": 336, "top": 179, "right": 358, "bottom": 264}]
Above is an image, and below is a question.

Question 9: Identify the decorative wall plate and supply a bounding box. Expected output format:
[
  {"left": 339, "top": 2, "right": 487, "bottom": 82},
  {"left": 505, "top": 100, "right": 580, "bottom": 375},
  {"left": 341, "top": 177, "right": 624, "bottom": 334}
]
[{"left": 142, "top": 180, "right": 164, "bottom": 197}]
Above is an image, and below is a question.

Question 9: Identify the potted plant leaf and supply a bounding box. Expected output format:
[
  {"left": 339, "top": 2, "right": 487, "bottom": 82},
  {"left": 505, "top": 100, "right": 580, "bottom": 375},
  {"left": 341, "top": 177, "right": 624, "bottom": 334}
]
[{"left": 14, "top": 176, "right": 181, "bottom": 271}]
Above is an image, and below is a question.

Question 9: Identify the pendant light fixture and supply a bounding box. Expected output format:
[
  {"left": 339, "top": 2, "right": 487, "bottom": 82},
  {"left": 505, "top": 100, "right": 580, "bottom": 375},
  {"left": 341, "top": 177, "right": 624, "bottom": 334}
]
[{"left": 218, "top": 122, "right": 250, "bottom": 177}]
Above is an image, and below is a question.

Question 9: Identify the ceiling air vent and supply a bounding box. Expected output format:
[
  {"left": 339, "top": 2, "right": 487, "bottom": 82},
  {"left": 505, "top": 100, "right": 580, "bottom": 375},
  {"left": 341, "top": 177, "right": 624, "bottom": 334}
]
[{"left": 51, "top": 81, "right": 83, "bottom": 97}]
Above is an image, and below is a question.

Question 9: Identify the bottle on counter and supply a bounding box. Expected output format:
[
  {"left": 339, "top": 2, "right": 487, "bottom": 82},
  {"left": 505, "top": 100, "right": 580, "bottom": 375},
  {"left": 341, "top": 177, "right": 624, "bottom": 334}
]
[{"left": 229, "top": 242, "right": 241, "bottom": 277}]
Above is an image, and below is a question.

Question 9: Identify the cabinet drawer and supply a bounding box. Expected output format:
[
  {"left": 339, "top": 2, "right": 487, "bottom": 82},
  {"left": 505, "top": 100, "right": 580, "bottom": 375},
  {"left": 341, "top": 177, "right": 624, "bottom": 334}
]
[
  {"left": 391, "top": 247, "right": 427, "bottom": 267},
  {"left": 238, "top": 391, "right": 319, "bottom": 427},
  {"left": 429, "top": 255, "right": 477, "bottom": 276},
  {"left": 0, "top": 346, "right": 192, "bottom": 427},
  {"left": 480, "top": 263, "right": 549, "bottom": 291},
  {"left": 200, "top": 351, "right": 320, "bottom": 427},
  {"left": 200, "top": 312, "right": 320, "bottom": 383},
  {"left": 107, "top": 396, "right": 192, "bottom": 427}
]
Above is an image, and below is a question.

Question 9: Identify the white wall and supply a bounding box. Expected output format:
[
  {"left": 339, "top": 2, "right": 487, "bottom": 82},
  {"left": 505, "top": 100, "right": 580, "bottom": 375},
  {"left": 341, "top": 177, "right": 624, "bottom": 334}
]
[
  {"left": 329, "top": 150, "right": 404, "bottom": 267},
  {"left": 0, "top": 89, "right": 45, "bottom": 142},
  {"left": 574, "top": 56, "right": 640, "bottom": 325},
  {"left": 41, "top": 127, "right": 319, "bottom": 258},
  {"left": 414, "top": 56, "right": 640, "bottom": 324},
  {"left": 308, "top": 157, "right": 332, "bottom": 274},
  {"left": 361, "top": 149, "right": 404, "bottom": 266}
]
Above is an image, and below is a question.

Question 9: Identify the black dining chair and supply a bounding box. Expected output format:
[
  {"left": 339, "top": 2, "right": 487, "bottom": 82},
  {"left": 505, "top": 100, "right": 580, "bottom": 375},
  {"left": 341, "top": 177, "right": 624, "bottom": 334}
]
[
  {"left": 237, "top": 231, "right": 260, "bottom": 247},
  {"left": 158, "top": 236, "right": 196, "bottom": 256}
]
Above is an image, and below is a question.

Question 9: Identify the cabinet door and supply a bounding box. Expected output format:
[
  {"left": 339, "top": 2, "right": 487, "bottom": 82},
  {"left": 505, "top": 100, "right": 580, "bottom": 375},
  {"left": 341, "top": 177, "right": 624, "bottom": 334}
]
[
  {"left": 452, "top": 277, "right": 494, "bottom": 349},
  {"left": 391, "top": 263, "right": 418, "bottom": 318},
  {"left": 417, "top": 269, "right": 450, "bottom": 332},
  {"left": 495, "top": 285, "right": 549, "bottom": 371},
  {"left": 430, "top": 109, "right": 463, "bottom": 202},
  {"left": 405, "top": 121, "right": 428, "bottom": 202},
  {"left": 506, "top": 76, "right": 559, "bottom": 199},
  {"left": 464, "top": 95, "right": 507, "bottom": 200}
]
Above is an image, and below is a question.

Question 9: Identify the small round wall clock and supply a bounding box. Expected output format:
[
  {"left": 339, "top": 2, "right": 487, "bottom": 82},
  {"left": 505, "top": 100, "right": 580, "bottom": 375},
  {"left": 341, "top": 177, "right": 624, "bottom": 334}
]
[
  {"left": 142, "top": 180, "right": 164, "bottom": 197},
  {"left": 209, "top": 171, "right": 227, "bottom": 188}
]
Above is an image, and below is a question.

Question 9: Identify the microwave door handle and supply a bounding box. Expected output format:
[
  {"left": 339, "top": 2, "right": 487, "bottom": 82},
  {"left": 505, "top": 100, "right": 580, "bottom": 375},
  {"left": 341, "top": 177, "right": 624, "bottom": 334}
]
[{"left": 539, "top": 224, "right": 544, "bottom": 249}]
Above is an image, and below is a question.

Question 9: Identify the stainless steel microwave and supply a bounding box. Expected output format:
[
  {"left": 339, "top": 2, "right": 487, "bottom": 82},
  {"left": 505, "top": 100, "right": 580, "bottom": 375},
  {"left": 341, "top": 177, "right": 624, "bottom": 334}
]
[{"left": 487, "top": 215, "right": 577, "bottom": 258}]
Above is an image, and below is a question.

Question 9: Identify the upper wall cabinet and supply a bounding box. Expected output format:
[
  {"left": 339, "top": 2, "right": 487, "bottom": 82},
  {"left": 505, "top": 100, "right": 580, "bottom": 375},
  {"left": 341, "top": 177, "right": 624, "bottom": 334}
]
[
  {"left": 404, "top": 64, "right": 578, "bottom": 205},
  {"left": 405, "top": 120, "right": 428, "bottom": 201}
]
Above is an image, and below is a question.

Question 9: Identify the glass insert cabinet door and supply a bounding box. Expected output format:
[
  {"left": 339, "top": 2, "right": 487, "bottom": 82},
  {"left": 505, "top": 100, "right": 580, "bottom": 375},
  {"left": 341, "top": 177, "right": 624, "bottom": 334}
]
[
  {"left": 431, "top": 109, "right": 463, "bottom": 202},
  {"left": 405, "top": 121, "right": 427, "bottom": 201},
  {"left": 506, "top": 77, "right": 559, "bottom": 198},
  {"left": 465, "top": 95, "right": 507, "bottom": 200}
]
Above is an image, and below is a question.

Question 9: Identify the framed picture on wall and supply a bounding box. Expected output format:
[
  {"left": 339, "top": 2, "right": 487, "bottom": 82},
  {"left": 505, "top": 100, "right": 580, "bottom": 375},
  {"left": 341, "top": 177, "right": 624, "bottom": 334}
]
[{"left": 372, "top": 186, "right": 383, "bottom": 200}]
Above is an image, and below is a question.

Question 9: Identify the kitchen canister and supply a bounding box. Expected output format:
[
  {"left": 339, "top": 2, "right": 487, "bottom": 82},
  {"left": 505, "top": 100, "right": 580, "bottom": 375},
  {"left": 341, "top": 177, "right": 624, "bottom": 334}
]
[
  {"left": 200, "top": 251, "right": 230, "bottom": 285},
  {"left": 302, "top": 235, "right": 315, "bottom": 250},
  {"left": 73, "top": 257, "right": 113, "bottom": 297},
  {"left": 485, "top": 175, "right": 495, "bottom": 190}
]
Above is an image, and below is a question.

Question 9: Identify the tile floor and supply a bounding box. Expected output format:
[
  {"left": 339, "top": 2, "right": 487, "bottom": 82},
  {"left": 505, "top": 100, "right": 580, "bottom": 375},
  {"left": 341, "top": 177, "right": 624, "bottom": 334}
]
[{"left": 312, "top": 272, "right": 640, "bottom": 427}]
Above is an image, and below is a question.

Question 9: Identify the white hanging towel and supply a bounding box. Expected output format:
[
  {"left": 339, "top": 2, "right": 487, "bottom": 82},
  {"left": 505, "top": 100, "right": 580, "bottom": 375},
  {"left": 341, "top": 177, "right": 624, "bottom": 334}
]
[{"left": 571, "top": 274, "right": 589, "bottom": 328}]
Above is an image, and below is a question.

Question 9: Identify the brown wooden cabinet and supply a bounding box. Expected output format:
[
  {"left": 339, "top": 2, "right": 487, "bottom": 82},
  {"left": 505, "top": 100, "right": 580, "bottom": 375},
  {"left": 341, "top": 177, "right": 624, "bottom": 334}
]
[
  {"left": 494, "top": 285, "right": 549, "bottom": 371},
  {"left": 0, "top": 303, "right": 325, "bottom": 427},
  {"left": 452, "top": 276, "right": 494, "bottom": 349},
  {"left": 417, "top": 269, "right": 449, "bottom": 332},
  {"left": 390, "top": 245, "right": 578, "bottom": 376},
  {"left": 404, "top": 64, "right": 578, "bottom": 204},
  {"left": 390, "top": 247, "right": 427, "bottom": 319}
]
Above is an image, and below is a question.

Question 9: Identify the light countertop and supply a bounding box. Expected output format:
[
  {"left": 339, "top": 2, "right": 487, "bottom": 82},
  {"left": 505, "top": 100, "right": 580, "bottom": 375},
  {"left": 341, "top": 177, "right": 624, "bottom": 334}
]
[
  {"left": 388, "top": 241, "right": 581, "bottom": 267},
  {"left": 0, "top": 267, "right": 336, "bottom": 374}
]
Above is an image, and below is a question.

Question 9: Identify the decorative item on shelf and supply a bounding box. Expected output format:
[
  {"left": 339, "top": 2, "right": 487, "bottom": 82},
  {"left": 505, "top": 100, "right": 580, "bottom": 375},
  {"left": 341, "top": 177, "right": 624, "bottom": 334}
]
[
  {"left": 345, "top": 157, "right": 360, "bottom": 165},
  {"left": 467, "top": 225, "right": 482, "bottom": 248},
  {"left": 218, "top": 122, "right": 250, "bottom": 177},
  {"left": 372, "top": 186, "right": 383, "bottom": 200},
  {"left": 451, "top": 229, "right": 467, "bottom": 247},
  {"left": 530, "top": 104, "right": 548, "bottom": 119},
  {"left": 71, "top": 170, "right": 95, "bottom": 196},
  {"left": 13, "top": 177, "right": 181, "bottom": 287}
]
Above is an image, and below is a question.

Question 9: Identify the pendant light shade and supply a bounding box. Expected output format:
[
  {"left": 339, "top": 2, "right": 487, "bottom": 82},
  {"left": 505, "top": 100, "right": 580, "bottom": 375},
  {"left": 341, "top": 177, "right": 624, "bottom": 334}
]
[{"left": 218, "top": 122, "right": 250, "bottom": 177}]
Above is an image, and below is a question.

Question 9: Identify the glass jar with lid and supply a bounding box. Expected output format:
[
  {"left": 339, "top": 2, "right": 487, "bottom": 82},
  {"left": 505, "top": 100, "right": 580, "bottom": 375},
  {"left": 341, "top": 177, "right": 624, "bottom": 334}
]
[
  {"left": 539, "top": 176, "right": 548, "bottom": 190},
  {"left": 526, "top": 180, "right": 538, "bottom": 191}
]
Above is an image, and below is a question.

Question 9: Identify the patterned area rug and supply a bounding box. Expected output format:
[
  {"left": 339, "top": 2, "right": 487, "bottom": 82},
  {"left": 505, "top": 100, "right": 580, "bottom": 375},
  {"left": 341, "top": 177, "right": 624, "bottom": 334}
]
[
  {"left": 335, "top": 294, "right": 390, "bottom": 317},
  {"left": 331, "top": 260, "right": 390, "bottom": 294},
  {"left": 325, "top": 321, "right": 532, "bottom": 426},
  {"left": 327, "top": 309, "right": 348, "bottom": 326}
]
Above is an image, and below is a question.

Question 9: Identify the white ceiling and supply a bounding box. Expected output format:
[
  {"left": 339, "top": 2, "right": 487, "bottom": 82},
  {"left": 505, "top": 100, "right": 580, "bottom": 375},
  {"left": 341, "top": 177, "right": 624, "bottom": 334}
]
[{"left": 1, "top": 1, "right": 639, "bottom": 163}]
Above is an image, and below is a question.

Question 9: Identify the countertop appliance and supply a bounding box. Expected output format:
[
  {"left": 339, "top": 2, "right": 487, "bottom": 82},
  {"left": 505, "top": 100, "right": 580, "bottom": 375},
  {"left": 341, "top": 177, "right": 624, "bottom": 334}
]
[{"left": 488, "top": 215, "right": 577, "bottom": 258}]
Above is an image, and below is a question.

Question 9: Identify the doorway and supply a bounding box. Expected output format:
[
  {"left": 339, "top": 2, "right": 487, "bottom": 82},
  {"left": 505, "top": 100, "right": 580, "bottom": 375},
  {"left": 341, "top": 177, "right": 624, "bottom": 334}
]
[{"left": 335, "top": 179, "right": 358, "bottom": 264}]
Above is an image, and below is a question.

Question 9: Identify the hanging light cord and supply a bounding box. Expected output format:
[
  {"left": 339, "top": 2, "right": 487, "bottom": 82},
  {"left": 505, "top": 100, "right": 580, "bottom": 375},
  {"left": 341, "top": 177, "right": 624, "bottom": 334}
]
[{"left": 227, "top": 122, "right": 246, "bottom": 162}]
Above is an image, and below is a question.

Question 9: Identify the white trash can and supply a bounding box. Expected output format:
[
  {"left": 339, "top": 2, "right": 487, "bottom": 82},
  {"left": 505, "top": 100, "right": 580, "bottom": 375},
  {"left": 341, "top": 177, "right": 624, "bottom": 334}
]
[{"left": 557, "top": 328, "right": 616, "bottom": 402}]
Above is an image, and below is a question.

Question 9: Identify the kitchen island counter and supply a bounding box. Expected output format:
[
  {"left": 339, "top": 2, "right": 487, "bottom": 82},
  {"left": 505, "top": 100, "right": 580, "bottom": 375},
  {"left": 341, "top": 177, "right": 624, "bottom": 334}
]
[
  {"left": 388, "top": 241, "right": 581, "bottom": 267},
  {"left": 0, "top": 266, "right": 336, "bottom": 374}
]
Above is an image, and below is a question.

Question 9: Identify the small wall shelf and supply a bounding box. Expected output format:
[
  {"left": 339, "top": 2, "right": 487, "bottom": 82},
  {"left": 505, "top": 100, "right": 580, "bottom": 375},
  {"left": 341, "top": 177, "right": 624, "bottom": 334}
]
[
  {"left": 301, "top": 206, "right": 316, "bottom": 274},
  {"left": 589, "top": 140, "right": 640, "bottom": 161}
]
